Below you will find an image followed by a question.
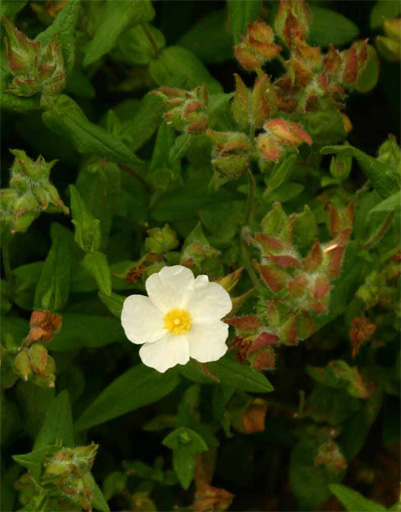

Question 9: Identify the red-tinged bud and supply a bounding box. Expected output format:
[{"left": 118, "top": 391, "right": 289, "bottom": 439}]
[
  {"left": 274, "top": 0, "right": 311, "bottom": 47},
  {"left": 215, "top": 268, "right": 243, "bottom": 293},
  {"left": 26, "top": 309, "right": 62, "bottom": 344},
  {"left": 232, "top": 74, "right": 250, "bottom": 128},
  {"left": 254, "top": 233, "right": 289, "bottom": 255},
  {"left": 225, "top": 315, "right": 262, "bottom": 334},
  {"left": 254, "top": 261, "right": 289, "bottom": 292},
  {"left": 266, "top": 300, "right": 281, "bottom": 327},
  {"left": 249, "top": 345, "right": 276, "bottom": 371},
  {"left": 324, "top": 201, "right": 354, "bottom": 237},
  {"left": 324, "top": 228, "right": 351, "bottom": 279},
  {"left": 288, "top": 274, "right": 309, "bottom": 297},
  {"left": 29, "top": 343, "right": 48, "bottom": 375},
  {"left": 234, "top": 22, "right": 282, "bottom": 72},
  {"left": 340, "top": 113, "right": 353, "bottom": 133},
  {"left": 313, "top": 274, "right": 331, "bottom": 300},
  {"left": 2, "top": 17, "right": 40, "bottom": 75},
  {"left": 234, "top": 398, "right": 268, "bottom": 434},
  {"left": 194, "top": 484, "right": 235, "bottom": 512},
  {"left": 324, "top": 44, "right": 342, "bottom": 77},
  {"left": 230, "top": 288, "right": 255, "bottom": 316},
  {"left": 330, "top": 151, "right": 352, "bottom": 180},
  {"left": 207, "top": 131, "right": 253, "bottom": 181},
  {"left": 249, "top": 332, "right": 279, "bottom": 353},
  {"left": 304, "top": 239, "right": 323, "bottom": 272},
  {"left": 315, "top": 440, "right": 347, "bottom": 474},
  {"left": 257, "top": 118, "right": 312, "bottom": 162},
  {"left": 231, "top": 336, "right": 253, "bottom": 363},
  {"left": 252, "top": 72, "right": 278, "bottom": 127},
  {"left": 349, "top": 316, "right": 376, "bottom": 357},
  {"left": 280, "top": 311, "right": 315, "bottom": 345},
  {"left": 270, "top": 254, "right": 302, "bottom": 268}
]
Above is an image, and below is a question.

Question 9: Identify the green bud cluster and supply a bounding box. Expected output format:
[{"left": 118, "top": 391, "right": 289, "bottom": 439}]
[
  {"left": 3, "top": 17, "right": 65, "bottom": 98},
  {"left": 0, "top": 150, "right": 68, "bottom": 239}
]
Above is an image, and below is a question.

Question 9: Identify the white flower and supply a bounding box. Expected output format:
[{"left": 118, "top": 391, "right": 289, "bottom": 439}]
[{"left": 121, "top": 265, "right": 232, "bottom": 373}]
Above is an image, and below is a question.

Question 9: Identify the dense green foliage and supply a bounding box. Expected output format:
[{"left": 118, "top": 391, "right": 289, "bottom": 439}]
[{"left": 1, "top": 0, "right": 400, "bottom": 511}]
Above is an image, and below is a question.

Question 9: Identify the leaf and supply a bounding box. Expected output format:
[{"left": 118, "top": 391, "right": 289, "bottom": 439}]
[
  {"left": 15, "top": 381, "right": 55, "bottom": 438},
  {"left": 290, "top": 440, "right": 341, "bottom": 509},
  {"left": 329, "top": 484, "right": 386, "bottom": 512},
  {"left": 98, "top": 292, "right": 125, "bottom": 318},
  {"left": 370, "top": 0, "right": 401, "bottom": 29},
  {"left": 321, "top": 145, "right": 400, "bottom": 199},
  {"left": 74, "top": 365, "right": 181, "bottom": 431},
  {"left": 308, "top": 6, "right": 359, "bottom": 47},
  {"left": 149, "top": 46, "right": 223, "bottom": 94},
  {"left": 36, "top": 0, "right": 81, "bottom": 73},
  {"left": 208, "top": 358, "right": 274, "bottom": 393},
  {"left": 69, "top": 185, "right": 102, "bottom": 253},
  {"left": 34, "top": 224, "right": 72, "bottom": 312},
  {"left": 13, "top": 447, "right": 49, "bottom": 482},
  {"left": 49, "top": 314, "right": 124, "bottom": 351},
  {"left": 228, "top": 0, "right": 262, "bottom": 44},
  {"left": 122, "top": 93, "right": 164, "bottom": 152},
  {"left": 369, "top": 190, "right": 401, "bottom": 216},
  {"left": 42, "top": 95, "right": 141, "bottom": 165},
  {"left": 87, "top": 474, "right": 111, "bottom": 512},
  {"left": 34, "top": 390, "right": 74, "bottom": 450},
  {"left": 1, "top": 0, "right": 27, "bottom": 18},
  {"left": 82, "top": 251, "right": 112, "bottom": 296},
  {"left": 178, "top": 9, "right": 233, "bottom": 63},
  {"left": 169, "top": 134, "right": 192, "bottom": 164},
  {"left": 163, "top": 427, "right": 208, "bottom": 489},
  {"left": 84, "top": 0, "right": 155, "bottom": 66}
]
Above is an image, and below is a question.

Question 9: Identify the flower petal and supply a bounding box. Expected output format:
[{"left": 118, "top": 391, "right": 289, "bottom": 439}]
[
  {"left": 187, "top": 321, "right": 229, "bottom": 363},
  {"left": 121, "top": 295, "right": 165, "bottom": 344},
  {"left": 146, "top": 265, "right": 195, "bottom": 313},
  {"left": 139, "top": 333, "right": 190, "bottom": 373},
  {"left": 186, "top": 276, "right": 232, "bottom": 324}
]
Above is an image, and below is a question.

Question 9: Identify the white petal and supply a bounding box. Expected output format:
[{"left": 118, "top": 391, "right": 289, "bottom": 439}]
[
  {"left": 146, "top": 265, "right": 195, "bottom": 313},
  {"left": 186, "top": 276, "right": 232, "bottom": 324},
  {"left": 139, "top": 333, "right": 190, "bottom": 373},
  {"left": 187, "top": 321, "right": 229, "bottom": 363},
  {"left": 121, "top": 295, "right": 165, "bottom": 345}
]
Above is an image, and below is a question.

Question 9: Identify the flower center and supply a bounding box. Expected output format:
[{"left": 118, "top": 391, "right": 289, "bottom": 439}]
[{"left": 163, "top": 308, "right": 192, "bottom": 335}]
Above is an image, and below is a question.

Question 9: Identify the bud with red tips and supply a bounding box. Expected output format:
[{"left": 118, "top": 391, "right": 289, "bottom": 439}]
[
  {"left": 207, "top": 130, "right": 253, "bottom": 182},
  {"left": 315, "top": 440, "right": 347, "bottom": 474},
  {"left": 274, "top": 0, "right": 311, "bottom": 47},
  {"left": 256, "top": 118, "right": 312, "bottom": 162},
  {"left": 153, "top": 85, "right": 209, "bottom": 134},
  {"left": 234, "top": 22, "right": 282, "bottom": 72},
  {"left": 376, "top": 18, "right": 401, "bottom": 62}
]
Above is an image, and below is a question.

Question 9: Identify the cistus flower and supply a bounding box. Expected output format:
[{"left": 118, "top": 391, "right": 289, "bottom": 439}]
[{"left": 121, "top": 265, "right": 232, "bottom": 373}]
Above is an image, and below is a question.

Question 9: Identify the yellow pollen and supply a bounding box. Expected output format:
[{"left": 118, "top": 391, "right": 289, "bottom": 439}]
[{"left": 163, "top": 308, "right": 192, "bottom": 335}]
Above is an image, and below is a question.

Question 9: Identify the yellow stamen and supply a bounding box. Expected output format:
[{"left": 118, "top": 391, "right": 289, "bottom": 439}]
[{"left": 163, "top": 308, "right": 192, "bottom": 335}]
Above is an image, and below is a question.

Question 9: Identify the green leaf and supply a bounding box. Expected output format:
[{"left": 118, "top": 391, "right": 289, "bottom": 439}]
[
  {"left": 13, "top": 447, "right": 49, "bottom": 482},
  {"left": 163, "top": 427, "right": 208, "bottom": 489},
  {"left": 0, "top": 0, "right": 27, "bottom": 18},
  {"left": 369, "top": 190, "right": 401, "bottom": 216},
  {"left": 169, "top": 134, "right": 192, "bottom": 164},
  {"left": 74, "top": 365, "right": 181, "bottom": 431},
  {"left": 36, "top": 0, "right": 81, "bottom": 74},
  {"left": 321, "top": 144, "right": 400, "bottom": 198},
  {"left": 329, "top": 484, "right": 386, "bottom": 512},
  {"left": 149, "top": 46, "right": 223, "bottom": 94},
  {"left": 75, "top": 162, "right": 121, "bottom": 243},
  {"left": 34, "top": 224, "right": 72, "bottom": 312},
  {"left": 112, "top": 23, "right": 165, "bottom": 66},
  {"left": 208, "top": 358, "right": 274, "bottom": 393},
  {"left": 49, "top": 314, "right": 124, "bottom": 351},
  {"left": 34, "top": 391, "right": 74, "bottom": 450},
  {"left": 15, "top": 381, "right": 55, "bottom": 438},
  {"left": 122, "top": 93, "right": 164, "bottom": 152},
  {"left": 309, "top": 6, "right": 359, "bottom": 47},
  {"left": 84, "top": 0, "right": 155, "bottom": 66},
  {"left": 228, "top": 0, "right": 262, "bottom": 44},
  {"left": 70, "top": 185, "right": 102, "bottom": 253},
  {"left": 290, "top": 440, "right": 341, "bottom": 509},
  {"left": 179, "top": 9, "right": 233, "bottom": 63},
  {"left": 42, "top": 95, "right": 141, "bottom": 165},
  {"left": 88, "top": 474, "right": 111, "bottom": 512},
  {"left": 82, "top": 251, "right": 112, "bottom": 296},
  {"left": 99, "top": 292, "right": 125, "bottom": 318},
  {"left": 370, "top": 0, "right": 401, "bottom": 29}
]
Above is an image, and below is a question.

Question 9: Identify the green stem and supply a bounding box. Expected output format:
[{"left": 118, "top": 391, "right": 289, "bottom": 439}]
[
  {"left": 2, "top": 242, "right": 14, "bottom": 297},
  {"left": 240, "top": 242, "right": 260, "bottom": 289}
]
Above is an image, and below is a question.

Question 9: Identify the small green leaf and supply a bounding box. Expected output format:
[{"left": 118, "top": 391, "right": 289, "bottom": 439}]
[
  {"left": 42, "top": 95, "right": 141, "bottom": 165},
  {"left": 309, "top": 6, "right": 359, "bottom": 47},
  {"left": 369, "top": 190, "right": 401, "bottom": 216},
  {"left": 149, "top": 46, "right": 223, "bottom": 94},
  {"left": 34, "top": 390, "right": 74, "bottom": 450},
  {"left": 370, "top": 0, "right": 401, "bottom": 29},
  {"left": 84, "top": 0, "right": 155, "bottom": 66},
  {"left": 163, "top": 427, "right": 207, "bottom": 489},
  {"left": 88, "top": 474, "right": 111, "bottom": 512},
  {"left": 34, "top": 224, "right": 72, "bottom": 312},
  {"left": 69, "top": 185, "right": 102, "bottom": 253},
  {"left": 75, "top": 365, "right": 181, "bottom": 431},
  {"left": 329, "top": 484, "right": 386, "bottom": 512},
  {"left": 13, "top": 447, "right": 49, "bottom": 482},
  {"left": 209, "top": 358, "right": 274, "bottom": 393},
  {"left": 82, "top": 251, "right": 112, "bottom": 296},
  {"left": 112, "top": 23, "right": 165, "bottom": 65},
  {"left": 228, "top": 0, "right": 262, "bottom": 44}
]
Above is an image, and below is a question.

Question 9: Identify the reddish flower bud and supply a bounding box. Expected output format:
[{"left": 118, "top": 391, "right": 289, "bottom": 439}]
[{"left": 234, "top": 22, "right": 282, "bottom": 72}]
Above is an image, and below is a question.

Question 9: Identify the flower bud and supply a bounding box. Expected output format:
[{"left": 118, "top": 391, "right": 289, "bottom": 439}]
[
  {"left": 13, "top": 349, "right": 32, "bottom": 381},
  {"left": 233, "top": 398, "right": 268, "bottom": 434},
  {"left": 274, "top": 0, "right": 311, "bottom": 47},
  {"left": 234, "top": 22, "right": 282, "bottom": 72},
  {"left": 329, "top": 152, "right": 352, "bottom": 180},
  {"left": 145, "top": 224, "right": 179, "bottom": 254},
  {"left": 207, "top": 131, "right": 253, "bottom": 181}
]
